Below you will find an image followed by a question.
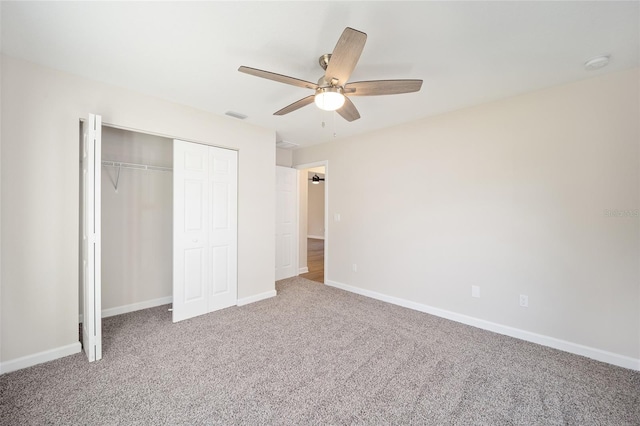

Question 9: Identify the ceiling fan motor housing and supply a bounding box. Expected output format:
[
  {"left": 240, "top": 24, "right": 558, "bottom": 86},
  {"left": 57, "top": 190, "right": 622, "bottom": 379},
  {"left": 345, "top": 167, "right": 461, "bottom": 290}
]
[{"left": 319, "top": 54, "right": 332, "bottom": 70}]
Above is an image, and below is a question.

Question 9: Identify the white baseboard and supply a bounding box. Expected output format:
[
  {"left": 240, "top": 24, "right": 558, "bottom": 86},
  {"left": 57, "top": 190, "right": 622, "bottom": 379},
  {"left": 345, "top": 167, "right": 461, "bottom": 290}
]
[
  {"left": 79, "top": 296, "right": 173, "bottom": 323},
  {"left": 307, "top": 235, "right": 325, "bottom": 240},
  {"left": 325, "top": 280, "right": 640, "bottom": 371},
  {"left": 1, "top": 342, "right": 82, "bottom": 375},
  {"left": 237, "top": 290, "right": 277, "bottom": 307},
  {"left": 102, "top": 296, "right": 173, "bottom": 319},
  {"left": 298, "top": 267, "right": 309, "bottom": 274},
  {"left": 8, "top": 291, "right": 272, "bottom": 374}
]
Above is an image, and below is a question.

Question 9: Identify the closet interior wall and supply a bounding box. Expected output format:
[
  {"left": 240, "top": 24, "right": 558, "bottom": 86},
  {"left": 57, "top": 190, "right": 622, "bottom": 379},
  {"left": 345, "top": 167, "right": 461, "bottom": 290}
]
[{"left": 79, "top": 126, "right": 173, "bottom": 316}]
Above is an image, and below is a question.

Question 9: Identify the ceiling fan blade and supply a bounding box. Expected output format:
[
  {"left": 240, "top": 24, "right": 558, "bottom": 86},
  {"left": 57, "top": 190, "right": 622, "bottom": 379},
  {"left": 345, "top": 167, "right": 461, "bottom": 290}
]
[
  {"left": 274, "top": 95, "right": 316, "bottom": 116},
  {"left": 337, "top": 97, "right": 360, "bottom": 122},
  {"left": 345, "top": 80, "right": 423, "bottom": 96},
  {"left": 238, "top": 66, "right": 318, "bottom": 90},
  {"left": 324, "top": 27, "right": 367, "bottom": 86}
]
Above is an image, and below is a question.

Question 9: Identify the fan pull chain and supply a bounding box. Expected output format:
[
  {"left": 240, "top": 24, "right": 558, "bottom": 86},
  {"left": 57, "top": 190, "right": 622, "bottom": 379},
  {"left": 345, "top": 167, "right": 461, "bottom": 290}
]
[{"left": 321, "top": 114, "right": 337, "bottom": 138}]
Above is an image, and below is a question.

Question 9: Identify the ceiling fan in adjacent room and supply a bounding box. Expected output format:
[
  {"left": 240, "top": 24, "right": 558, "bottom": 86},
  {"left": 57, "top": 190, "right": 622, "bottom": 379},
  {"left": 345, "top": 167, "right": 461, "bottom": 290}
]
[
  {"left": 309, "top": 174, "right": 325, "bottom": 184},
  {"left": 238, "top": 27, "right": 423, "bottom": 122}
]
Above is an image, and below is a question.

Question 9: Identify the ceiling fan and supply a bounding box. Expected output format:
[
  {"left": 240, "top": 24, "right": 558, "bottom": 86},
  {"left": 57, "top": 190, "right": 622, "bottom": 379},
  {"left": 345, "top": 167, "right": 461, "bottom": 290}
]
[
  {"left": 309, "top": 174, "right": 325, "bottom": 184},
  {"left": 238, "top": 27, "right": 423, "bottom": 122}
]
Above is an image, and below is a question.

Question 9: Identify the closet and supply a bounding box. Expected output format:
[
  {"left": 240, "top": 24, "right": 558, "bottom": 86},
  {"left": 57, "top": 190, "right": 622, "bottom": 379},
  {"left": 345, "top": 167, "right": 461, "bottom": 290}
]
[
  {"left": 102, "top": 126, "right": 174, "bottom": 317},
  {"left": 80, "top": 115, "right": 238, "bottom": 362}
]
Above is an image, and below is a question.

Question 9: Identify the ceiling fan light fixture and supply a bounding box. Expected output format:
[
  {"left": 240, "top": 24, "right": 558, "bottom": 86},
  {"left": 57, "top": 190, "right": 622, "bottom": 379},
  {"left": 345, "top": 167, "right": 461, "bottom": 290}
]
[{"left": 314, "top": 87, "right": 345, "bottom": 111}]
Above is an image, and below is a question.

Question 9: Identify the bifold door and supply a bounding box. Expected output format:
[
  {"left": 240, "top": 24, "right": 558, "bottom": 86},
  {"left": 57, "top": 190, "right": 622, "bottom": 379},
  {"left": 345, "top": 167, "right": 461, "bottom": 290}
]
[
  {"left": 81, "top": 113, "right": 102, "bottom": 362},
  {"left": 173, "top": 140, "right": 238, "bottom": 322}
]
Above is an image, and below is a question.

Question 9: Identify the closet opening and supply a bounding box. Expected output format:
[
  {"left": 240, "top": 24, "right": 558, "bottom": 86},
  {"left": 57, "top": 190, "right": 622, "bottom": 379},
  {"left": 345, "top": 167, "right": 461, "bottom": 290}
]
[{"left": 79, "top": 125, "right": 173, "bottom": 353}]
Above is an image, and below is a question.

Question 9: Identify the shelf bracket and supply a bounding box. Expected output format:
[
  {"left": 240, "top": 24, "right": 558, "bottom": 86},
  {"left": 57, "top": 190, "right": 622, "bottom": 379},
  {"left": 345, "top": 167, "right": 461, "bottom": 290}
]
[{"left": 114, "top": 163, "right": 122, "bottom": 192}]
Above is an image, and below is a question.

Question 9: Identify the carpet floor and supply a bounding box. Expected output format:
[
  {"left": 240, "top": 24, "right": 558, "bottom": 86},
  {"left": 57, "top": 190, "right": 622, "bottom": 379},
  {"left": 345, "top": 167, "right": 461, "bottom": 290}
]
[{"left": 1, "top": 277, "right": 639, "bottom": 425}]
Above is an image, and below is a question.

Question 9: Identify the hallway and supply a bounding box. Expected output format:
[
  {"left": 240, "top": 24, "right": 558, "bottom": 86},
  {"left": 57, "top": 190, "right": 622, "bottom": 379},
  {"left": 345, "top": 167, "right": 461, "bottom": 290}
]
[{"left": 300, "top": 238, "right": 324, "bottom": 283}]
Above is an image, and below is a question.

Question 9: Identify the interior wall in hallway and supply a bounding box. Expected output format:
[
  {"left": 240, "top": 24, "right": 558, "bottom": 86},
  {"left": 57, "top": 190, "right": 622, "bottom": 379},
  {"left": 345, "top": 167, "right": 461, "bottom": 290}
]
[{"left": 307, "top": 172, "right": 325, "bottom": 239}]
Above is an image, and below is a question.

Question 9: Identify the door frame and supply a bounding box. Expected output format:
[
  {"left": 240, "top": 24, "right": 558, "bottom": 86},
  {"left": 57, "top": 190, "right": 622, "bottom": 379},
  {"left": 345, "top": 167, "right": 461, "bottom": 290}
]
[{"left": 295, "top": 160, "right": 329, "bottom": 284}]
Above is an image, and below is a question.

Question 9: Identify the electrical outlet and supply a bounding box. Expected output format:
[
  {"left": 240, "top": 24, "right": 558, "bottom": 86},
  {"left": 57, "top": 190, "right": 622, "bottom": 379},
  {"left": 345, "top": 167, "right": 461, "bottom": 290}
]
[
  {"left": 334, "top": 213, "right": 341, "bottom": 222},
  {"left": 352, "top": 264, "right": 357, "bottom": 273},
  {"left": 471, "top": 285, "right": 480, "bottom": 298},
  {"left": 519, "top": 294, "right": 529, "bottom": 307}
]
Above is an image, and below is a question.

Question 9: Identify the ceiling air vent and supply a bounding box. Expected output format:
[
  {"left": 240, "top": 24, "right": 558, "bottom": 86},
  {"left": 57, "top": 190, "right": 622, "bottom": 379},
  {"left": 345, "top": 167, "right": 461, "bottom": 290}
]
[
  {"left": 276, "top": 140, "right": 299, "bottom": 149},
  {"left": 225, "top": 111, "right": 248, "bottom": 120}
]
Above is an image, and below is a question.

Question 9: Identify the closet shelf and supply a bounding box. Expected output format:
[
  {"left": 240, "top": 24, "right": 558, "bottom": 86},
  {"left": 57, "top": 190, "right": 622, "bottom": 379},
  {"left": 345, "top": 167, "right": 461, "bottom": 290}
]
[
  {"left": 103, "top": 160, "right": 172, "bottom": 191},
  {"left": 102, "top": 160, "right": 172, "bottom": 172}
]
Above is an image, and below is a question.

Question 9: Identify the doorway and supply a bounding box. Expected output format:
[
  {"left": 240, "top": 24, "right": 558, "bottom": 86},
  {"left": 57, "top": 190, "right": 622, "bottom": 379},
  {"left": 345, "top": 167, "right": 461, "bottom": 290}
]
[
  {"left": 296, "top": 162, "right": 328, "bottom": 284},
  {"left": 300, "top": 237, "right": 324, "bottom": 283}
]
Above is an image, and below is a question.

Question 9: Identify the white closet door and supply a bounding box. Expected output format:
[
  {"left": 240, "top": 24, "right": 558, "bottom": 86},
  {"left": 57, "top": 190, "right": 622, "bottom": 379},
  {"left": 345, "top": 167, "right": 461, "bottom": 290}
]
[
  {"left": 173, "top": 140, "right": 238, "bottom": 322},
  {"left": 82, "top": 113, "right": 102, "bottom": 361},
  {"left": 275, "top": 166, "right": 298, "bottom": 280},
  {"left": 209, "top": 148, "right": 238, "bottom": 311},
  {"left": 173, "top": 140, "right": 210, "bottom": 322}
]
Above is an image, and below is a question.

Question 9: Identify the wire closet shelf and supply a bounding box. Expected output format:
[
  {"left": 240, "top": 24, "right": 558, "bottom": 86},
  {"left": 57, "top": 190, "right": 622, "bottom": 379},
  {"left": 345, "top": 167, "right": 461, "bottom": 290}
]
[{"left": 102, "top": 160, "right": 172, "bottom": 191}]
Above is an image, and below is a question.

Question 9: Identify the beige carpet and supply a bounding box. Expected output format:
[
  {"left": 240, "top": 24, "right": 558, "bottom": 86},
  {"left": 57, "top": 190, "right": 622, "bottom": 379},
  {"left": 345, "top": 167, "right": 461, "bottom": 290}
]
[{"left": 1, "top": 276, "right": 638, "bottom": 425}]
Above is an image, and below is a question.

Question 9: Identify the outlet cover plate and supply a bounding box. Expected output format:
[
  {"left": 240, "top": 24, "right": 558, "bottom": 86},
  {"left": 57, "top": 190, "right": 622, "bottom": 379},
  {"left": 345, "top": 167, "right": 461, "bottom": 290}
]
[{"left": 472, "top": 285, "right": 480, "bottom": 298}]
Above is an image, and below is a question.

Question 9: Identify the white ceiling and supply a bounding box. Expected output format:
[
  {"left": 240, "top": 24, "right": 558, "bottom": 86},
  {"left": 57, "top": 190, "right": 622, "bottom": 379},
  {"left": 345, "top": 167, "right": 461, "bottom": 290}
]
[{"left": 2, "top": 1, "right": 638, "bottom": 148}]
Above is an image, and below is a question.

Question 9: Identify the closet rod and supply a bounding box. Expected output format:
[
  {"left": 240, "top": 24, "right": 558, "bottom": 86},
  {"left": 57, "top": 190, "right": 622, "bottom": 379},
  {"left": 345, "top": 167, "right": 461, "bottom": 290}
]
[{"left": 102, "top": 160, "right": 172, "bottom": 172}]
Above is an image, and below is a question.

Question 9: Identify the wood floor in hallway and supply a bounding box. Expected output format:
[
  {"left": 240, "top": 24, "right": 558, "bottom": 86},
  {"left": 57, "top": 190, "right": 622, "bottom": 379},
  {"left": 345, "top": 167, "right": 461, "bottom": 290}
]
[{"left": 300, "top": 238, "right": 324, "bottom": 283}]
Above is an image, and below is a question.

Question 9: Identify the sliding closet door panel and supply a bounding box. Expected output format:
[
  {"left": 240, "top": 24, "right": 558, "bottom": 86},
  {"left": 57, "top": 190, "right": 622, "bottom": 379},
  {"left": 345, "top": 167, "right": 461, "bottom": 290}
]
[
  {"left": 209, "top": 148, "right": 238, "bottom": 311},
  {"left": 173, "top": 140, "right": 209, "bottom": 322}
]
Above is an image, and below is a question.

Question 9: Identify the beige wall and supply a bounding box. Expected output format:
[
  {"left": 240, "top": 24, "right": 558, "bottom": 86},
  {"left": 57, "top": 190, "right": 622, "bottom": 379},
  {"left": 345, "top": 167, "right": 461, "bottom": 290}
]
[
  {"left": 1, "top": 55, "right": 275, "bottom": 363},
  {"left": 276, "top": 147, "right": 293, "bottom": 167},
  {"left": 101, "top": 127, "right": 173, "bottom": 311},
  {"left": 293, "top": 68, "right": 640, "bottom": 361}
]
